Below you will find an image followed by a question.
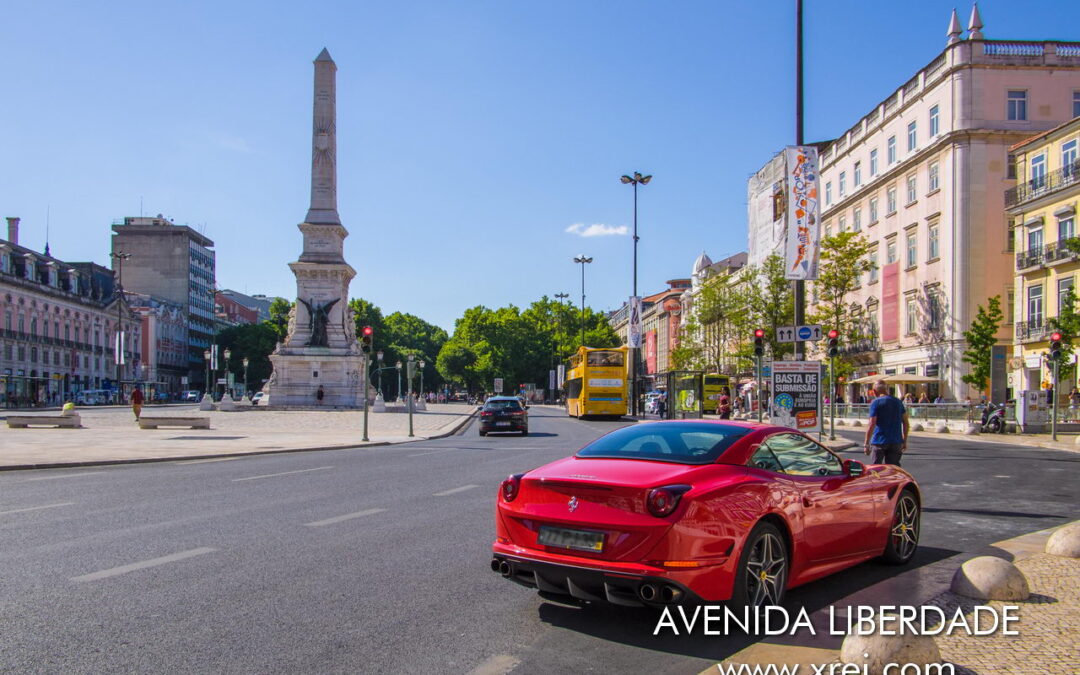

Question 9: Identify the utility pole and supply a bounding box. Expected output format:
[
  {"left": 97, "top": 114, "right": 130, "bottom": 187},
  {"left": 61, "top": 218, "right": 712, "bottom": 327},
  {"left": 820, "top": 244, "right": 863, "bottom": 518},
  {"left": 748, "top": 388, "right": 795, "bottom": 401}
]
[{"left": 793, "top": 0, "right": 806, "bottom": 362}]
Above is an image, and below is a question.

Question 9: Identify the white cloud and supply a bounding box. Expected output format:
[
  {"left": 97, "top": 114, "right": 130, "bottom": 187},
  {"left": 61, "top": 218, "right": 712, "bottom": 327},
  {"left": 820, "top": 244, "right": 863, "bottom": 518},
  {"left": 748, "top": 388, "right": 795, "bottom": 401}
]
[
  {"left": 565, "top": 223, "right": 629, "bottom": 237},
  {"left": 212, "top": 132, "right": 254, "bottom": 153}
]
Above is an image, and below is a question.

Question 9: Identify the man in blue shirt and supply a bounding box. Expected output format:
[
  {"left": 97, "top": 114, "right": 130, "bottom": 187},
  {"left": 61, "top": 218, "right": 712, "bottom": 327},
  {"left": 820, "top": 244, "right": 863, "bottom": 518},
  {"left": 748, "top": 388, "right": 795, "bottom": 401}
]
[{"left": 863, "top": 380, "right": 909, "bottom": 465}]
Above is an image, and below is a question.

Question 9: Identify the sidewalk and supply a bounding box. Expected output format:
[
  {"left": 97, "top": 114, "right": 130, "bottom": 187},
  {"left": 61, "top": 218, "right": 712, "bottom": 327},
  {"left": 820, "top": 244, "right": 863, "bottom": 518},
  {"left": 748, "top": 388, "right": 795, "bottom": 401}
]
[
  {"left": 714, "top": 522, "right": 1080, "bottom": 674},
  {"left": 0, "top": 403, "right": 475, "bottom": 470}
]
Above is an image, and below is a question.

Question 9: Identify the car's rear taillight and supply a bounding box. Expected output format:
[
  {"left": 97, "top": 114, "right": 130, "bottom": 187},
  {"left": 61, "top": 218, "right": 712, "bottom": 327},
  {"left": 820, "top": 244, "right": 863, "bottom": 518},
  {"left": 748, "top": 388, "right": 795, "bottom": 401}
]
[
  {"left": 646, "top": 484, "right": 692, "bottom": 517},
  {"left": 481, "top": 411, "right": 493, "bottom": 417},
  {"left": 501, "top": 473, "right": 524, "bottom": 502}
]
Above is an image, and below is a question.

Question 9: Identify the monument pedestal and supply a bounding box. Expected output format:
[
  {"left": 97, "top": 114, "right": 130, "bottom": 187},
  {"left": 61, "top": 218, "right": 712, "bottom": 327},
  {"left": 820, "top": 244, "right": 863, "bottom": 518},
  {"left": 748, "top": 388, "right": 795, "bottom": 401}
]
[{"left": 268, "top": 349, "right": 364, "bottom": 408}]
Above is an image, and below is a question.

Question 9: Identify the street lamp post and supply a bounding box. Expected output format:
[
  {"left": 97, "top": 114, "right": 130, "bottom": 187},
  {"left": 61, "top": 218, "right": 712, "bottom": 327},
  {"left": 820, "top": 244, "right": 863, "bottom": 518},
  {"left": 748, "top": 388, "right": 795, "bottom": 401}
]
[
  {"left": 377, "top": 351, "right": 384, "bottom": 396},
  {"left": 222, "top": 348, "right": 231, "bottom": 399},
  {"left": 242, "top": 357, "right": 249, "bottom": 399},
  {"left": 419, "top": 360, "right": 425, "bottom": 399},
  {"left": 395, "top": 360, "right": 402, "bottom": 403},
  {"left": 110, "top": 251, "right": 131, "bottom": 402},
  {"left": 407, "top": 354, "right": 415, "bottom": 437},
  {"left": 553, "top": 292, "right": 570, "bottom": 404},
  {"left": 620, "top": 172, "right": 651, "bottom": 415},
  {"left": 203, "top": 350, "right": 211, "bottom": 398},
  {"left": 573, "top": 256, "right": 593, "bottom": 348}
]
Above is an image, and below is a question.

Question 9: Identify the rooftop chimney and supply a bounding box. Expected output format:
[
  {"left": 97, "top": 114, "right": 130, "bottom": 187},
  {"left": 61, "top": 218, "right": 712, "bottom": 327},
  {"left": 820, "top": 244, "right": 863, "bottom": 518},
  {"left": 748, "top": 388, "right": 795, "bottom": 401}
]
[{"left": 6, "top": 217, "right": 19, "bottom": 245}]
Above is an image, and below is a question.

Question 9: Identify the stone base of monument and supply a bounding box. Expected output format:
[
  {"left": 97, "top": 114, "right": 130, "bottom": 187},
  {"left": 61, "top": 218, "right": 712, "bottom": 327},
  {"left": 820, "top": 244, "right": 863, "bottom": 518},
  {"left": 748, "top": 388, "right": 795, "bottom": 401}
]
[
  {"left": 199, "top": 393, "right": 215, "bottom": 411},
  {"left": 219, "top": 394, "right": 237, "bottom": 411},
  {"left": 268, "top": 350, "right": 365, "bottom": 408},
  {"left": 416, "top": 398, "right": 427, "bottom": 411},
  {"left": 373, "top": 394, "right": 386, "bottom": 412}
]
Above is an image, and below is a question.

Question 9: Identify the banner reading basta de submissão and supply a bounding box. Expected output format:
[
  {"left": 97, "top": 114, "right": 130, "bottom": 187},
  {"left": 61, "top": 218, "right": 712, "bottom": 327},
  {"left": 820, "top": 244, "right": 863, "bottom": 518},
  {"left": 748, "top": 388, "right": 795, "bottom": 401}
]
[{"left": 770, "top": 361, "right": 821, "bottom": 434}]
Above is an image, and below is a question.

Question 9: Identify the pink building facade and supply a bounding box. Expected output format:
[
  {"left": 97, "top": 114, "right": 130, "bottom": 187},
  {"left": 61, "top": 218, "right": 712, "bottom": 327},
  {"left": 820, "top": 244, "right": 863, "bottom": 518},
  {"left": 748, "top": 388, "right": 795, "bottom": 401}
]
[{"left": 815, "top": 11, "right": 1080, "bottom": 400}]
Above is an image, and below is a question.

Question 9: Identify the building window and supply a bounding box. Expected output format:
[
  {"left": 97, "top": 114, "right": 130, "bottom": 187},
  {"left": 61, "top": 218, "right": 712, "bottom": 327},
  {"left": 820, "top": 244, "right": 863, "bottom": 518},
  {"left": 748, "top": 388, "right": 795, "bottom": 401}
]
[
  {"left": 906, "top": 174, "right": 917, "bottom": 204},
  {"left": 906, "top": 232, "right": 918, "bottom": 268},
  {"left": 1028, "top": 227, "right": 1043, "bottom": 254},
  {"left": 928, "top": 292, "right": 943, "bottom": 331},
  {"left": 887, "top": 239, "right": 898, "bottom": 263},
  {"left": 870, "top": 149, "right": 879, "bottom": 176},
  {"left": 1060, "top": 216, "right": 1076, "bottom": 242},
  {"left": 839, "top": 215, "right": 847, "bottom": 233},
  {"left": 929, "top": 105, "right": 940, "bottom": 137},
  {"left": 1028, "top": 284, "right": 1044, "bottom": 326},
  {"left": 887, "top": 186, "right": 897, "bottom": 214},
  {"left": 853, "top": 162, "right": 862, "bottom": 187},
  {"left": 1007, "top": 220, "right": 1015, "bottom": 252},
  {"left": 1074, "top": 92, "right": 1080, "bottom": 118},
  {"left": 825, "top": 182, "right": 832, "bottom": 205},
  {"left": 929, "top": 222, "right": 940, "bottom": 260},
  {"left": 1032, "top": 153, "right": 1047, "bottom": 188},
  {"left": 1007, "top": 290, "right": 1015, "bottom": 325},
  {"left": 824, "top": 223, "right": 832, "bottom": 238},
  {"left": 853, "top": 207, "right": 862, "bottom": 232},
  {"left": 869, "top": 251, "right": 879, "bottom": 283},
  {"left": 928, "top": 161, "right": 940, "bottom": 192},
  {"left": 907, "top": 121, "right": 917, "bottom": 152},
  {"left": 869, "top": 197, "right": 879, "bottom": 223},
  {"left": 839, "top": 172, "right": 846, "bottom": 197},
  {"left": 887, "top": 136, "right": 897, "bottom": 164},
  {"left": 1059, "top": 277, "right": 1075, "bottom": 312},
  {"left": 1064, "top": 139, "right": 1078, "bottom": 174},
  {"left": 1007, "top": 153, "right": 1017, "bottom": 179},
  {"left": 1007, "top": 90, "right": 1027, "bottom": 121},
  {"left": 906, "top": 297, "right": 918, "bottom": 334}
]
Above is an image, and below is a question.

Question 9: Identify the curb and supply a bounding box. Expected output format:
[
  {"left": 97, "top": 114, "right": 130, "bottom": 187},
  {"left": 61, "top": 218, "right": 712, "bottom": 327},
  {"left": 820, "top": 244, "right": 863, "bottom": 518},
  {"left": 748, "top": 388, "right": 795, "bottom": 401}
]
[{"left": 0, "top": 410, "right": 478, "bottom": 472}]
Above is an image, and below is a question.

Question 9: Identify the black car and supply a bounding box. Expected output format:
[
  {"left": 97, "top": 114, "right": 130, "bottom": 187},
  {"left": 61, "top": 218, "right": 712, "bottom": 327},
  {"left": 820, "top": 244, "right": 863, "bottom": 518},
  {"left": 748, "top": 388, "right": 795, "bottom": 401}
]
[{"left": 478, "top": 396, "right": 529, "bottom": 436}]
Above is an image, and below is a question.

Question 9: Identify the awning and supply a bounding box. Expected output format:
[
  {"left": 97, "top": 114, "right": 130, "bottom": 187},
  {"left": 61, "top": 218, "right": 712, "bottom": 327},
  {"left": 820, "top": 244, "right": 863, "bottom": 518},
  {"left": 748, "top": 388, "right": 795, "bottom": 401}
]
[
  {"left": 883, "top": 374, "right": 938, "bottom": 383},
  {"left": 850, "top": 375, "right": 880, "bottom": 384}
]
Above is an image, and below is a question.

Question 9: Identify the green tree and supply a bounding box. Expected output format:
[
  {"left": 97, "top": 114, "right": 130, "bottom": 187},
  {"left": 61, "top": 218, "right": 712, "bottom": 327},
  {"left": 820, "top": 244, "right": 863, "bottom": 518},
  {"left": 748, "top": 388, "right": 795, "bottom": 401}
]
[
  {"left": 961, "top": 295, "right": 1004, "bottom": 393},
  {"left": 348, "top": 298, "right": 385, "bottom": 346},
  {"left": 267, "top": 297, "right": 293, "bottom": 341},
  {"left": 746, "top": 254, "right": 795, "bottom": 361},
  {"left": 215, "top": 322, "right": 280, "bottom": 393},
  {"left": 678, "top": 270, "right": 753, "bottom": 374},
  {"left": 810, "top": 231, "right": 876, "bottom": 380},
  {"left": 1048, "top": 288, "right": 1080, "bottom": 382}
]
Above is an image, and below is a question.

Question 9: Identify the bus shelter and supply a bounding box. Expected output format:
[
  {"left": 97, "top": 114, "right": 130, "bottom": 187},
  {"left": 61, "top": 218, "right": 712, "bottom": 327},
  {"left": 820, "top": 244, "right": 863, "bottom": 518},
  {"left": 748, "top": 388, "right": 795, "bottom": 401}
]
[{"left": 665, "top": 370, "right": 703, "bottom": 419}]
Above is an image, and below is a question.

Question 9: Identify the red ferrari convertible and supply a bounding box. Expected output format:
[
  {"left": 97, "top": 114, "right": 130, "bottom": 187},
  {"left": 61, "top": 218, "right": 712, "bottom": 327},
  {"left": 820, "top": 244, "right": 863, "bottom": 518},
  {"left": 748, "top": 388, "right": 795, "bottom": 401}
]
[{"left": 491, "top": 420, "right": 920, "bottom": 608}]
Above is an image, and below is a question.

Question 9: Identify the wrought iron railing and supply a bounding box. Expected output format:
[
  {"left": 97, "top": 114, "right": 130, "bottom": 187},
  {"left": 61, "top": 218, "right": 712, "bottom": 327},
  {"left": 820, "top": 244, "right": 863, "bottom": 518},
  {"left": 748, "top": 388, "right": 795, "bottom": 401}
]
[
  {"left": 1015, "top": 320, "right": 1052, "bottom": 341},
  {"left": 1006, "top": 160, "right": 1080, "bottom": 208}
]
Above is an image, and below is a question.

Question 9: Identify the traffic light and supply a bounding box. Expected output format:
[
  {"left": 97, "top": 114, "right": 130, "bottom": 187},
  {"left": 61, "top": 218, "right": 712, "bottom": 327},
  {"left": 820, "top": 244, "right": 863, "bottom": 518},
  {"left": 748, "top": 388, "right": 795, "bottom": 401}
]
[
  {"left": 360, "top": 325, "right": 373, "bottom": 353},
  {"left": 753, "top": 329, "right": 765, "bottom": 357},
  {"left": 1050, "top": 331, "right": 1063, "bottom": 361},
  {"left": 827, "top": 329, "right": 840, "bottom": 358}
]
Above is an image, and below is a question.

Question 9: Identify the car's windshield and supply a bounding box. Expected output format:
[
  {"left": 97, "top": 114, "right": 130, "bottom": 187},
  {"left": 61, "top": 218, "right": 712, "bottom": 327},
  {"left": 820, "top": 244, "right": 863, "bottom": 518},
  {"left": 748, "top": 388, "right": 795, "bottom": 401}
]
[
  {"left": 576, "top": 422, "right": 747, "bottom": 464},
  {"left": 484, "top": 399, "right": 523, "bottom": 412}
]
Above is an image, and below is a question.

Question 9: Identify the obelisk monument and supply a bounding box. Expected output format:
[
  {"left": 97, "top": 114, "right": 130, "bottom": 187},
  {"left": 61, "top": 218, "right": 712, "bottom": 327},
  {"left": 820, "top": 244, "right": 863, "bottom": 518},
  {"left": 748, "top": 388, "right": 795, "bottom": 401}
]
[{"left": 267, "top": 48, "right": 364, "bottom": 407}]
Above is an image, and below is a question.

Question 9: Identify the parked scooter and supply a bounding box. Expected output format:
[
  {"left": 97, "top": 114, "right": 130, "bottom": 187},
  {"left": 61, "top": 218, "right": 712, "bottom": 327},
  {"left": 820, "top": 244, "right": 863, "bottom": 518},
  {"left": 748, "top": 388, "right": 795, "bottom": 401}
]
[{"left": 980, "top": 401, "right": 1006, "bottom": 433}]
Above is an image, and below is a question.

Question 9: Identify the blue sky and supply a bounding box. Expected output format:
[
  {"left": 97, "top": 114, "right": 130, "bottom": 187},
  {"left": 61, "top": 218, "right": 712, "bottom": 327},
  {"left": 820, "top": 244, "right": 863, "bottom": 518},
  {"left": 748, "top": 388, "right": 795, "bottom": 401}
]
[{"left": 3, "top": 0, "right": 1078, "bottom": 331}]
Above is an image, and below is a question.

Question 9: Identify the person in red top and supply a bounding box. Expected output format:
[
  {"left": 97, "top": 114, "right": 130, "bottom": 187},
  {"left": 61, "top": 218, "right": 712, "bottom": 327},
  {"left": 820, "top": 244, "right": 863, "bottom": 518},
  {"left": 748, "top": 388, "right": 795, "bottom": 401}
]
[
  {"left": 130, "top": 386, "right": 145, "bottom": 421},
  {"left": 718, "top": 387, "right": 732, "bottom": 420}
]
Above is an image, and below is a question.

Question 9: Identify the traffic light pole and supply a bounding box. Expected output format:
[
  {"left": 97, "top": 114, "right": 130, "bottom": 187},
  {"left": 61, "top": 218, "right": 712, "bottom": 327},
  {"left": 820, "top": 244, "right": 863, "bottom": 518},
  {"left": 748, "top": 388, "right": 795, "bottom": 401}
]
[
  {"left": 1052, "top": 358, "right": 1060, "bottom": 442},
  {"left": 756, "top": 354, "right": 763, "bottom": 423},
  {"left": 362, "top": 353, "right": 370, "bottom": 442},
  {"left": 829, "top": 355, "right": 836, "bottom": 441}
]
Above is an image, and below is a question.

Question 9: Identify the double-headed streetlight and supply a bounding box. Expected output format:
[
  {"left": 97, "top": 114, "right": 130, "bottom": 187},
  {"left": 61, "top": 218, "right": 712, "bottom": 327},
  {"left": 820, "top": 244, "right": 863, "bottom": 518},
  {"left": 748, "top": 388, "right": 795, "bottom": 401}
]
[
  {"left": 621, "top": 172, "right": 651, "bottom": 416},
  {"left": 573, "top": 256, "right": 593, "bottom": 348},
  {"left": 553, "top": 292, "right": 570, "bottom": 403}
]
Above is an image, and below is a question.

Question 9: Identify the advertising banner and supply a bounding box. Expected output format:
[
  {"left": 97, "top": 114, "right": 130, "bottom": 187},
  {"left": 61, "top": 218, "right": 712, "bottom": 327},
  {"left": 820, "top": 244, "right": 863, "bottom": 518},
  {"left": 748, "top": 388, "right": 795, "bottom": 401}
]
[
  {"left": 770, "top": 361, "right": 822, "bottom": 434},
  {"left": 881, "top": 262, "right": 900, "bottom": 343},
  {"left": 645, "top": 330, "right": 657, "bottom": 374},
  {"left": 783, "top": 146, "right": 821, "bottom": 281},
  {"left": 628, "top": 296, "right": 643, "bottom": 348}
]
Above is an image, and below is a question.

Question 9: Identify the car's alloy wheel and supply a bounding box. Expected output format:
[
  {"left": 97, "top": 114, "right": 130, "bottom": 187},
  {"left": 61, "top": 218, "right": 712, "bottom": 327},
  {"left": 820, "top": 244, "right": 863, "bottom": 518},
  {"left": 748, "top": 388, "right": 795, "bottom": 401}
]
[
  {"left": 732, "top": 522, "right": 788, "bottom": 608},
  {"left": 883, "top": 490, "right": 920, "bottom": 564}
]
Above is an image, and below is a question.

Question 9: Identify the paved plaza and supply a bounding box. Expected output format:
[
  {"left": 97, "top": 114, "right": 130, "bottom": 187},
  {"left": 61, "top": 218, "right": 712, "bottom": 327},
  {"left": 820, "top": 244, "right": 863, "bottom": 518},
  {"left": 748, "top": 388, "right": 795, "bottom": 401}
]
[{"left": 0, "top": 403, "right": 475, "bottom": 468}]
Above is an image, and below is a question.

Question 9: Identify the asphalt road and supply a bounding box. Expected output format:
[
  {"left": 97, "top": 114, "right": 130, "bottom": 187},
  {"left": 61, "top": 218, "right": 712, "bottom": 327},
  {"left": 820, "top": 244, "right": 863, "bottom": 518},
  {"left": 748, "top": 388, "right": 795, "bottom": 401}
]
[{"left": 0, "top": 408, "right": 1077, "bottom": 674}]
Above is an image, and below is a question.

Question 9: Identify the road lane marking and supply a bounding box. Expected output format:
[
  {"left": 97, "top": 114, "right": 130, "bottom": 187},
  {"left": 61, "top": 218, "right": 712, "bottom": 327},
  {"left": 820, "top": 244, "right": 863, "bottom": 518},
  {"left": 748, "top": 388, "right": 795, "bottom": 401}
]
[
  {"left": 22, "top": 472, "right": 104, "bottom": 482},
  {"left": 305, "top": 508, "right": 386, "bottom": 527},
  {"left": 174, "top": 457, "right": 242, "bottom": 465},
  {"left": 71, "top": 547, "right": 216, "bottom": 582},
  {"left": 409, "top": 449, "right": 456, "bottom": 457},
  {"left": 433, "top": 484, "right": 479, "bottom": 497},
  {"left": 231, "top": 466, "right": 333, "bottom": 482},
  {"left": 0, "top": 502, "right": 74, "bottom": 516},
  {"left": 468, "top": 654, "right": 520, "bottom": 675}
]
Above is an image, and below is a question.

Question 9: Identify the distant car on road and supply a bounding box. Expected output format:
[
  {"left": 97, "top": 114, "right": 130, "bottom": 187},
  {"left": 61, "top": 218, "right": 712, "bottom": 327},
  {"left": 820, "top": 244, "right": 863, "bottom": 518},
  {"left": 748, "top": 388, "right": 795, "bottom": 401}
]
[
  {"left": 251, "top": 392, "right": 265, "bottom": 406},
  {"left": 491, "top": 420, "right": 920, "bottom": 609},
  {"left": 182, "top": 390, "right": 201, "bottom": 402},
  {"left": 479, "top": 396, "right": 529, "bottom": 437}
]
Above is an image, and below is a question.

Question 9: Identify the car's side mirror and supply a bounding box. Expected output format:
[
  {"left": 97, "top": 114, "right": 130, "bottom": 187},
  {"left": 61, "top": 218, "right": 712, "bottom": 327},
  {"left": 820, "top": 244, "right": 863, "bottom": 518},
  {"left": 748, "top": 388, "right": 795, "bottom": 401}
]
[{"left": 843, "top": 459, "right": 865, "bottom": 477}]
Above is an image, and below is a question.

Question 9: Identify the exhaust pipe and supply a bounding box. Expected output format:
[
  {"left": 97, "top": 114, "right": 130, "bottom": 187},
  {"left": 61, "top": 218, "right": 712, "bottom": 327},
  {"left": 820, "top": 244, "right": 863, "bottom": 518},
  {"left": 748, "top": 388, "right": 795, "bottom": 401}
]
[
  {"left": 499, "top": 560, "right": 513, "bottom": 578},
  {"left": 490, "top": 558, "right": 501, "bottom": 573},
  {"left": 638, "top": 583, "right": 657, "bottom": 602},
  {"left": 660, "top": 586, "right": 683, "bottom": 603}
]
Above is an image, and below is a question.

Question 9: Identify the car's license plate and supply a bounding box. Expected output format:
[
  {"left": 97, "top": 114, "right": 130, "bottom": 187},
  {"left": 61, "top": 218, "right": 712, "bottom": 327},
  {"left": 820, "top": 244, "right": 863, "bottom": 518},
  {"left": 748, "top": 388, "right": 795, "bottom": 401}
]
[
  {"left": 537, "top": 526, "right": 604, "bottom": 552},
  {"left": 496, "top": 421, "right": 511, "bottom": 426}
]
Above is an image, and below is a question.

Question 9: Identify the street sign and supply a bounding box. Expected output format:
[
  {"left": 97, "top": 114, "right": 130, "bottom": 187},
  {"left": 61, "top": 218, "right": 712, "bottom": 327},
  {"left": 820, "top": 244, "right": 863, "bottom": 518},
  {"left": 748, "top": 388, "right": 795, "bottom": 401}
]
[
  {"left": 776, "top": 324, "right": 823, "bottom": 343},
  {"left": 770, "top": 360, "right": 822, "bottom": 434},
  {"left": 493, "top": 378, "right": 503, "bottom": 393}
]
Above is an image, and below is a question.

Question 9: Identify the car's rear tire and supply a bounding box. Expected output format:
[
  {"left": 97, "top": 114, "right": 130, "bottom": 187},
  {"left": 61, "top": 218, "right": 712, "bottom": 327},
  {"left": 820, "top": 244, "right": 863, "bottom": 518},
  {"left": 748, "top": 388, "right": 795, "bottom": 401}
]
[
  {"left": 729, "top": 521, "right": 788, "bottom": 609},
  {"left": 521, "top": 430, "right": 528, "bottom": 436},
  {"left": 881, "top": 488, "right": 920, "bottom": 565},
  {"left": 479, "top": 430, "right": 487, "bottom": 437}
]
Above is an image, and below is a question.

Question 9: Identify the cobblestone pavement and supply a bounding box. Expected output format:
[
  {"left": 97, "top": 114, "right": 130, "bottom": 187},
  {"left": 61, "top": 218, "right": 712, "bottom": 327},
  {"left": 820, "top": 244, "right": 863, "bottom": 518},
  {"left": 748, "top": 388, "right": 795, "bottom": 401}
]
[
  {"left": 0, "top": 403, "right": 475, "bottom": 468},
  {"left": 927, "top": 553, "right": 1079, "bottom": 675}
]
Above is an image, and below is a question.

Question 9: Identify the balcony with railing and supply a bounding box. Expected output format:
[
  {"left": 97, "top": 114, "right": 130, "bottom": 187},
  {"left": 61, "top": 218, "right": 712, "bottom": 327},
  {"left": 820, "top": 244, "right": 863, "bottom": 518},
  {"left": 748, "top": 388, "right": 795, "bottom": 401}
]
[
  {"left": 839, "top": 337, "right": 880, "bottom": 356},
  {"left": 1005, "top": 160, "right": 1080, "bottom": 208},
  {"left": 1016, "top": 238, "right": 1080, "bottom": 271},
  {"left": 1015, "top": 319, "right": 1053, "bottom": 342}
]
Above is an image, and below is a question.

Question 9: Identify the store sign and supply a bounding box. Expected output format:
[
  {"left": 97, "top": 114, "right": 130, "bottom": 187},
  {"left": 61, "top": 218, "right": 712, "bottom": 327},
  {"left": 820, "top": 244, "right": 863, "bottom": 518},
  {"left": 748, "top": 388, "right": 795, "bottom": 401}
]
[{"left": 770, "top": 361, "right": 822, "bottom": 434}]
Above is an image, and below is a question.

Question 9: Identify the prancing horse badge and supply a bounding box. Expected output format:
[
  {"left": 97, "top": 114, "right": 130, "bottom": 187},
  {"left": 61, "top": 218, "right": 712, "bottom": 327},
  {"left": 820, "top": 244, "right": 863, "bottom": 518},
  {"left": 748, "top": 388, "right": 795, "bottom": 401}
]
[{"left": 568, "top": 496, "right": 579, "bottom": 513}]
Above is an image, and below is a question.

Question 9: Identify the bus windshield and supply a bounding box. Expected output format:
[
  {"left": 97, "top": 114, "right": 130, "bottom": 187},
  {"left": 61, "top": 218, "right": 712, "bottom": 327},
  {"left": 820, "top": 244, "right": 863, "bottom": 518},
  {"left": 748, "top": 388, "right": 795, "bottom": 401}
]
[{"left": 586, "top": 351, "right": 624, "bottom": 367}]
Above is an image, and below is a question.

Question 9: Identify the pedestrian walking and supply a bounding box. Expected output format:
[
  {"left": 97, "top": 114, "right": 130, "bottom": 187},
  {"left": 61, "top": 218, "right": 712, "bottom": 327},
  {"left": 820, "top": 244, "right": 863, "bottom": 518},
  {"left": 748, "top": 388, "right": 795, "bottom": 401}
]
[
  {"left": 656, "top": 392, "right": 667, "bottom": 419},
  {"left": 316, "top": 385, "right": 325, "bottom": 405},
  {"left": 863, "top": 380, "right": 909, "bottom": 465},
  {"left": 718, "top": 388, "right": 732, "bottom": 420},
  {"left": 130, "top": 385, "right": 144, "bottom": 421}
]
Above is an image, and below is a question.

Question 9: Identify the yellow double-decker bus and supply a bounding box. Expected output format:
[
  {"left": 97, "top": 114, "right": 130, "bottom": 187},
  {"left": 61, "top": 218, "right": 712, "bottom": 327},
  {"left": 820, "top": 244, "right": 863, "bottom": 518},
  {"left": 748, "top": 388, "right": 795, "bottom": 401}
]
[{"left": 564, "top": 346, "right": 628, "bottom": 418}]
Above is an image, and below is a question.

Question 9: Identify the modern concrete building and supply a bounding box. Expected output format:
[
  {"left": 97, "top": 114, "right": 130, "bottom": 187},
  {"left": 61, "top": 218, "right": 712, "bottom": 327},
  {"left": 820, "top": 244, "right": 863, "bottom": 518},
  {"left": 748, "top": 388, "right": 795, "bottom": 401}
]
[
  {"left": 812, "top": 9, "right": 1080, "bottom": 400},
  {"left": 126, "top": 292, "right": 188, "bottom": 396},
  {"left": 218, "top": 289, "right": 273, "bottom": 322},
  {"left": 110, "top": 215, "right": 216, "bottom": 389},
  {"left": 1008, "top": 116, "right": 1080, "bottom": 396},
  {"left": 1, "top": 217, "right": 142, "bottom": 405}
]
